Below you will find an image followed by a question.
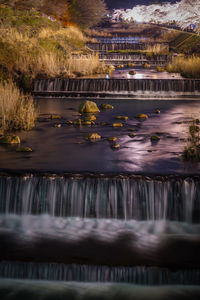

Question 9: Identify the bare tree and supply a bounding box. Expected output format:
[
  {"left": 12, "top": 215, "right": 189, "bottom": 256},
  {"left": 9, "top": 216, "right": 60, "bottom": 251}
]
[{"left": 69, "top": 0, "right": 107, "bottom": 28}]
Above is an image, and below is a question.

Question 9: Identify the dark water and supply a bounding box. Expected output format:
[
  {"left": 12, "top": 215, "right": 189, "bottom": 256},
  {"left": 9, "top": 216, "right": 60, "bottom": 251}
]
[{"left": 0, "top": 99, "right": 200, "bottom": 174}]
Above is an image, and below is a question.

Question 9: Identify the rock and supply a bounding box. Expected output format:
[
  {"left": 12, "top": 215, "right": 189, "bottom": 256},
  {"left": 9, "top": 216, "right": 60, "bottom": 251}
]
[
  {"left": 100, "top": 122, "right": 109, "bottom": 126},
  {"left": 115, "top": 116, "right": 128, "bottom": 121},
  {"left": 66, "top": 120, "right": 73, "bottom": 125},
  {"left": 117, "top": 64, "right": 124, "bottom": 68},
  {"left": 113, "top": 123, "right": 123, "bottom": 127},
  {"left": 156, "top": 66, "right": 165, "bottom": 72},
  {"left": 79, "top": 101, "right": 100, "bottom": 114},
  {"left": 100, "top": 104, "right": 114, "bottom": 110},
  {"left": 111, "top": 144, "right": 120, "bottom": 149},
  {"left": 85, "top": 133, "right": 101, "bottom": 141},
  {"left": 129, "top": 70, "right": 136, "bottom": 75},
  {"left": 51, "top": 114, "right": 61, "bottom": 120},
  {"left": 82, "top": 121, "right": 92, "bottom": 126},
  {"left": 54, "top": 124, "right": 62, "bottom": 128},
  {"left": 16, "top": 147, "right": 32, "bottom": 152},
  {"left": 128, "top": 63, "right": 135, "bottom": 67},
  {"left": 127, "top": 128, "right": 135, "bottom": 131},
  {"left": 143, "top": 63, "right": 151, "bottom": 68},
  {"left": 135, "top": 114, "right": 148, "bottom": 119},
  {"left": 128, "top": 133, "right": 136, "bottom": 138},
  {"left": 150, "top": 135, "right": 160, "bottom": 141},
  {"left": 0, "top": 135, "right": 20, "bottom": 144},
  {"left": 108, "top": 137, "right": 118, "bottom": 142},
  {"left": 155, "top": 109, "right": 161, "bottom": 114},
  {"left": 73, "top": 119, "right": 82, "bottom": 126},
  {"left": 83, "top": 115, "right": 96, "bottom": 122}
]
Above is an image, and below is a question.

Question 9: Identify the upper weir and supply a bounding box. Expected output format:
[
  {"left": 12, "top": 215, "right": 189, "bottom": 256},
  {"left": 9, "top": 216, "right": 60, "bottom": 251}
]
[{"left": 87, "top": 43, "right": 169, "bottom": 52}]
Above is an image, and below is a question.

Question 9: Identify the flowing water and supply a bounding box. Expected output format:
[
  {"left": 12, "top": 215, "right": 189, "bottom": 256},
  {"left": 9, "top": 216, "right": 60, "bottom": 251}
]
[{"left": 1, "top": 35, "right": 200, "bottom": 300}]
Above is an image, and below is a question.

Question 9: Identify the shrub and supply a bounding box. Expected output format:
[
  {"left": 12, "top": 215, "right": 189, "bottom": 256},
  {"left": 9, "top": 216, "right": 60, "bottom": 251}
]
[{"left": 182, "top": 119, "right": 200, "bottom": 162}]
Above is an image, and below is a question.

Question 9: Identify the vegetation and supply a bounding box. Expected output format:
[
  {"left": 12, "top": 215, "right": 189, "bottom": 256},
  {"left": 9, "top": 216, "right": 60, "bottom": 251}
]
[
  {"left": 166, "top": 56, "right": 200, "bottom": 78},
  {"left": 182, "top": 119, "right": 200, "bottom": 162},
  {"left": 0, "top": 80, "right": 36, "bottom": 133},
  {"left": 107, "top": 49, "right": 168, "bottom": 56}
]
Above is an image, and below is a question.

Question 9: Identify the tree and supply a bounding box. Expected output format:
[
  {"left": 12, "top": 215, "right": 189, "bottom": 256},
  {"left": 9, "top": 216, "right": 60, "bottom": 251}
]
[
  {"left": 0, "top": 0, "right": 68, "bottom": 18},
  {"left": 68, "top": 0, "right": 107, "bottom": 28}
]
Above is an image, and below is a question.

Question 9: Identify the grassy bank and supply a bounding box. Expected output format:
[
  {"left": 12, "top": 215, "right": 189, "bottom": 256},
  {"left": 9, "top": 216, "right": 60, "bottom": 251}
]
[
  {"left": 0, "top": 6, "right": 109, "bottom": 83},
  {"left": 166, "top": 56, "right": 200, "bottom": 78}
]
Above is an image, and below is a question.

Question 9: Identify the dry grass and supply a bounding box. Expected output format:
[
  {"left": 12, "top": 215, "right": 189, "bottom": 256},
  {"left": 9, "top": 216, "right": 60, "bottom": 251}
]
[
  {"left": 166, "top": 55, "right": 200, "bottom": 78},
  {"left": 182, "top": 119, "right": 200, "bottom": 162},
  {"left": 146, "top": 43, "right": 169, "bottom": 54},
  {"left": 0, "top": 80, "right": 36, "bottom": 133}
]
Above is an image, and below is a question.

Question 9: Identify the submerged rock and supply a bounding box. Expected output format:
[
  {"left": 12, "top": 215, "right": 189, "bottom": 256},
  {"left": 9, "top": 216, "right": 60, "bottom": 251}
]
[
  {"left": 16, "top": 147, "right": 32, "bottom": 152},
  {"left": 115, "top": 116, "right": 128, "bottom": 121},
  {"left": 155, "top": 109, "right": 161, "bottom": 114},
  {"left": 66, "top": 120, "right": 73, "bottom": 125},
  {"left": 151, "top": 135, "right": 160, "bottom": 141},
  {"left": 79, "top": 101, "right": 100, "bottom": 114},
  {"left": 143, "top": 63, "right": 151, "bottom": 68},
  {"left": 127, "top": 128, "right": 135, "bottom": 131},
  {"left": 82, "top": 121, "right": 92, "bottom": 126},
  {"left": 108, "top": 137, "right": 118, "bottom": 142},
  {"left": 129, "top": 70, "right": 136, "bottom": 75},
  {"left": 85, "top": 133, "right": 101, "bottom": 141},
  {"left": 100, "top": 104, "right": 114, "bottom": 110},
  {"left": 0, "top": 135, "right": 20, "bottom": 144},
  {"left": 128, "top": 63, "right": 135, "bottom": 67},
  {"left": 111, "top": 143, "right": 120, "bottom": 149},
  {"left": 113, "top": 123, "right": 123, "bottom": 127},
  {"left": 135, "top": 114, "right": 148, "bottom": 119},
  {"left": 128, "top": 133, "right": 136, "bottom": 138},
  {"left": 54, "top": 124, "right": 62, "bottom": 128},
  {"left": 83, "top": 115, "right": 96, "bottom": 122}
]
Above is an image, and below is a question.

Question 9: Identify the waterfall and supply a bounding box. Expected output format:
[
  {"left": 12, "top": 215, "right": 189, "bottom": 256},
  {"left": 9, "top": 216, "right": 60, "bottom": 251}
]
[
  {"left": 1, "top": 262, "right": 199, "bottom": 285},
  {"left": 33, "top": 78, "right": 200, "bottom": 97},
  {"left": 0, "top": 175, "right": 199, "bottom": 221}
]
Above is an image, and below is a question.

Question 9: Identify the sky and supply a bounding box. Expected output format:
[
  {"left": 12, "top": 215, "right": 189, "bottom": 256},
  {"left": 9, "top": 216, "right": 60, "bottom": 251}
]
[{"left": 105, "top": 0, "right": 180, "bottom": 9}]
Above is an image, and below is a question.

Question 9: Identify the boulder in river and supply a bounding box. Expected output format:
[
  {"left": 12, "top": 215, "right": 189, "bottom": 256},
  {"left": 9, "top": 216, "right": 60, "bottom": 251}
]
[
  {"left": 0, "top": 135, "right": 20, "bottom": 144},
  {"left": 79, "top": 101, "right": 100, "bottom": 114}
]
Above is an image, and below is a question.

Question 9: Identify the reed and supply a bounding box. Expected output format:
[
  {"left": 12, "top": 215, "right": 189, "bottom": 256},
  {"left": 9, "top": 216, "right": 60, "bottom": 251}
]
[
  {"left": 0, "top": 80, "right": 36, "bottom": 133},
  {"left": 166, "top": 55, "right": 200, "bottom": 78}
]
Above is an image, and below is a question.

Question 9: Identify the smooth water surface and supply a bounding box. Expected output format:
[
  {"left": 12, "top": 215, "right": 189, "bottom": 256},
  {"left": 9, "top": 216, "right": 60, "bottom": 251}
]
[{"left": 0, "top": 99, "right": 200, "bottom": 174}]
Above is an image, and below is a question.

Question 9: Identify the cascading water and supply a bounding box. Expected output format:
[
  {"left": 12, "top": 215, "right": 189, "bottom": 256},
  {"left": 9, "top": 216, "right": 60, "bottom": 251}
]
[
  {"left": 0, "top": 175, "right": 199, "bottom": 221},
  {"left": 87, "top": 43, "right": 169, "bottom": 52},
  {"left": 33, "top": 78, "right": 200, "bottom": 98}
]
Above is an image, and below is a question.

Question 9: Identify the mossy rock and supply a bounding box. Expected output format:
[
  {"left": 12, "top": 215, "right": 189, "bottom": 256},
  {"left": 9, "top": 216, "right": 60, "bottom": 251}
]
[
  {"left": 128, "top": 63, "right": 135, "bottom": 67},
  {"left": 156, "top": 66, "right": 165, "bottom": 72},
  {"left": 54, "top": 124, "right": 62, "bottom": 128},
  {"left": 85, "top": 133, "right": 101, "bottom": 141},
  {"left": 113, "top": 123, "right": 123, "bottom": 127},
  {"left": 117, "top": 64, "right": 124, "bottom": 68},
  {"left": 127, "top": 128, "right": 135, "bottom": 131},
  {"left": 79, "top": 101, "right": 100, "bottom": 114},
  {"left": 83, "top": 115, "right": 96, "bottom": 122},
  {"left": 16, "top": 147, "right": 32, "bottom": 152},
  {"left": 73, "top": 119, "right": 82, "bottom": 126},
  {"left": 82, "top": 121, "right": 92, "bottom": 126},
  {"left": 155, "top": 109, "right": 161, "bottom": 114},
  {"left": 108, "top": 137, "right": 117, "bottom": 142},
  {"left": 111, "top": 144, "right": 120, "bottom": 149},
  {"left": 51, "top": 114, "right": 61, "bottom": 120},
  {"left": 115, "top": 116, "right": 128, "bottom": 121},
  {"left": 0, "top": 135, "right": 20, "bottom": 144},
  {"left": 151, "top": 135, "right": 160, "bottom": 141},
  {"left": 66, "top": 120, "right": 73, "bottom": 125},
  {"left": 135, "top": 114, "right": 148, "bottom": 119},
  {"left": 128, "top": 133, "right": 136, "bottom": 138},
  {"left": 100, "top": 122, "right": 109, "bottom": 126},
  {"left": 143, "top": 63, "right": 151, "bottom": 68},
  {"left": 129, "top": 70, "right": 136, "bottom": 75},
  {"left": 100, "top": 104, "right": 114, "bottom": 110}
]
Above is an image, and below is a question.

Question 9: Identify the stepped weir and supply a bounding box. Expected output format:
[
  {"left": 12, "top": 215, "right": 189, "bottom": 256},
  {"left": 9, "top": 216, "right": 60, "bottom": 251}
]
[{"left": 33, "top": 78, "right": 200, "bottom": 98}]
